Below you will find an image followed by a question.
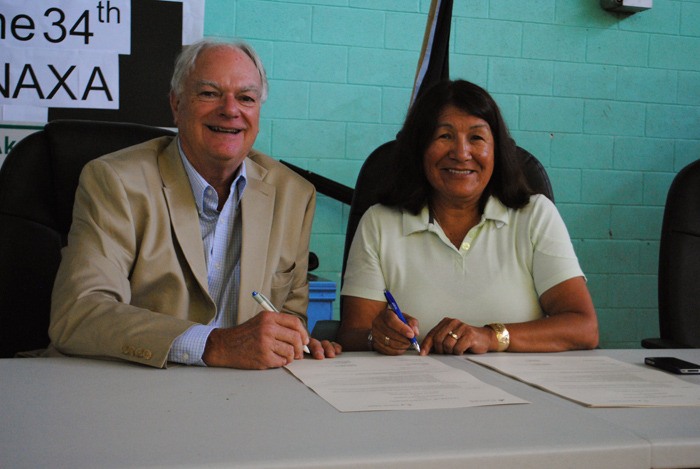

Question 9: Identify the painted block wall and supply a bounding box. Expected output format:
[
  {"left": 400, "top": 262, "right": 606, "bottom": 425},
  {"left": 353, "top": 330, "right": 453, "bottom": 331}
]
[{"left": 204, "top": 0, "right": 700, "bottom": 348}]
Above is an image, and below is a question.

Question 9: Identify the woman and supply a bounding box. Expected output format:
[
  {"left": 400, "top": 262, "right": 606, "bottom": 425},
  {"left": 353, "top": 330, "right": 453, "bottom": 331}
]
[{"left": 338, "top": 80, "right": 598, "bottom": 355}]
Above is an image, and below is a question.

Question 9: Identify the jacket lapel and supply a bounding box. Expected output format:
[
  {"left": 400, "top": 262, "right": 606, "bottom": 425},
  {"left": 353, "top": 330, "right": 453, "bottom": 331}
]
[
  {"left": 158, "top": 140, "right": 210, "bottom": 296},
  {"left": 238, "top": 157, "right": 275, "bottom": 323}
]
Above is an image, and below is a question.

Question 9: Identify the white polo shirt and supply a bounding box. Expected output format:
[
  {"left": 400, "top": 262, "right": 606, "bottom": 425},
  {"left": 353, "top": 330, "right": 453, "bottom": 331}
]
[{"left": 341, "top": 195, "right": 584, "bottom": 332}]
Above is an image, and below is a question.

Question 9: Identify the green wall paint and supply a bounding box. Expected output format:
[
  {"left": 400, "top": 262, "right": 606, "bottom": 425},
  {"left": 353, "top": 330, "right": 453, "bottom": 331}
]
[{"left": 204, "top": 0, "right": 700, "bottom": 348}]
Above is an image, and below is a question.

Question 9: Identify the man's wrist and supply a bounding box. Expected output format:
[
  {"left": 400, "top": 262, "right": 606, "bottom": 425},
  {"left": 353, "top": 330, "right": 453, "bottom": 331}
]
[
  {"left": 201, "top": 328, "right": 222, "bottom": 366},
  {"left": 170, "top": 324, "right": 215, "bottom": 366}
]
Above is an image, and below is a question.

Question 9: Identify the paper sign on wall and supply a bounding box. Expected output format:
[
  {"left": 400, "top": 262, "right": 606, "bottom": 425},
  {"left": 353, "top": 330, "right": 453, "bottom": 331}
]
[{"left": 0, "top": 0, "right": 131, "bottom": 110}]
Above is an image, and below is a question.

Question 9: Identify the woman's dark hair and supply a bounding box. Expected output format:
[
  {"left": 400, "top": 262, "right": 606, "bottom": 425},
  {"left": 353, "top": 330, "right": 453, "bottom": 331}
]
[{"left": 379, "top": 79, "right": 533, "bottom": 214}]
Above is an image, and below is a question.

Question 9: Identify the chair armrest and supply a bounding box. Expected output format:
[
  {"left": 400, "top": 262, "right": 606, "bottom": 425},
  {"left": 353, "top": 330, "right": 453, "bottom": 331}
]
[
  {"left": 311, "top": 320, "right": 340, "bottom": 341},
  {"left": 641, "top": 337, "right": 691, "bottom": 349}
]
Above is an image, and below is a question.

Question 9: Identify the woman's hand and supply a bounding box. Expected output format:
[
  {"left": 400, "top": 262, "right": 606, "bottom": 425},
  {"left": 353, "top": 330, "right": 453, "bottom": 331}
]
[
  {"left": 420, "top": 317, "right": 491, "bottom": 356},
  {"left": 419, "top": 277, "right": 599, "bottom": 355},
  {"left": 369, "top": 307, "right": 420, "bottom": 355},
  {"left": 337, "top": 295, "right": 420, "bottom": 353}
]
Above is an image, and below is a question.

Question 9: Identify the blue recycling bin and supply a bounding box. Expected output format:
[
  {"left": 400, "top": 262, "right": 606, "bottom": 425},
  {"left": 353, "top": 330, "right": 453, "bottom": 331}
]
[{"left": 307, "top": 278, "right": 336, "bottom": 334}]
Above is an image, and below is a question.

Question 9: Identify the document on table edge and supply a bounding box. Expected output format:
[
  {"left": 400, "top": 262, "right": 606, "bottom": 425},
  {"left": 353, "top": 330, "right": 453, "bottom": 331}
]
[
  {"left": 466, "top": 355, "right": 700, "bottom": 408},
  {"left": 285, "top": 354, "right": 529, "bottom": 412}
]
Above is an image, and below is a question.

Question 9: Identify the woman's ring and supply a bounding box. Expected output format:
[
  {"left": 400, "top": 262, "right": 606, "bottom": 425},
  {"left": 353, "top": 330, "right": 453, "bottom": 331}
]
[
  {"left": 384, "top": 335, "right": 390, "bottom": 346},
  {"left": 448, "top": 331, "right": 459, "bottom": 341}
]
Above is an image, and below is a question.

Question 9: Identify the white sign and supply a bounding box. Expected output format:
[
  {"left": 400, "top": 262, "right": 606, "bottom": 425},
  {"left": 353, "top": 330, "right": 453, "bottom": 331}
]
[
  {"left": 0, "top": 0, "right": 131, "bottom": 51},
  {"left": 2, "top": 47, "right": 119, "bottom": 109},
  {"left": 0, "top": 0, "right": 130, "bottom": 109}
]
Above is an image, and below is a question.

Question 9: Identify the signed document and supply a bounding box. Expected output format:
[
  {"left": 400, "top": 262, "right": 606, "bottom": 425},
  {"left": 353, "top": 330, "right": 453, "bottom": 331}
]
[
  {"left": 285, "top": 355, "right": 528, "bottom": 412},
  {"left": 467, "top": 355, "right": 700, "bottom": 408}
]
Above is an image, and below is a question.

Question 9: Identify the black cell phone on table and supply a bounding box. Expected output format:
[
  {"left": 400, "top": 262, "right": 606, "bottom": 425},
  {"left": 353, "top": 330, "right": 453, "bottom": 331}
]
[{"left": 645, "top": 357, "right": 700, "bottom": 374}]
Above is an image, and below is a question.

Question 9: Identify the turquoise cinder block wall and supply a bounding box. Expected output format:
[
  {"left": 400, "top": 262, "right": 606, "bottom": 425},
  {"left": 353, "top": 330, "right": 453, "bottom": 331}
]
[{"left": 204, "top": 0, "right": 700, "bottom": 348}]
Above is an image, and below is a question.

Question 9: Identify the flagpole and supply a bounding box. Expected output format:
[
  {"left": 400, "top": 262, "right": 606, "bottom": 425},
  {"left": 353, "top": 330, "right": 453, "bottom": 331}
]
[{"left": 411, "top": 0, "right": 441, "bottom": 106}]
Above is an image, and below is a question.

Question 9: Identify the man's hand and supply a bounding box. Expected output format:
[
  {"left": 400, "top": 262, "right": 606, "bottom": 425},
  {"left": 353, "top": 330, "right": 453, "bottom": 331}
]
[
  {"left": 307, "top": 338, "right": 342, "bottom": 359},
  {"left": 202, "top": 311, "right": 310, "bottom": 369},
  {"left": 202, "top": 311, "right": 342, "bottom": 368}
]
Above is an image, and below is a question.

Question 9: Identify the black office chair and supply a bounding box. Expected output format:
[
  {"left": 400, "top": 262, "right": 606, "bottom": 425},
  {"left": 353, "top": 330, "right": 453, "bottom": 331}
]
[
  {"left": 642, "top": 159, "right": 700, "bottom": 349},
  {"left": 310, "top": 140, "right": 555, "bottom": 341},
  {"left": 0, "top": 120, "right": 175, "bottom": 358}
]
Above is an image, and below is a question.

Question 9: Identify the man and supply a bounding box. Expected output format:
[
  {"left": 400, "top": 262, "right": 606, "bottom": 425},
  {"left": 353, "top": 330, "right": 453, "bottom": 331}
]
[{"left": 49, "top": 39, "right": 340, "bottom": 368}]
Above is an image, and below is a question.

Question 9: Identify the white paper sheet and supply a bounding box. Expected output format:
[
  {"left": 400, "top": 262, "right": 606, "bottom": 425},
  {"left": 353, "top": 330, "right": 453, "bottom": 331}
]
[
  {"left": 285, "top": 355, "right": 529, "bottom": 412},
  {"left": 468, "top": 355, "right": 700, "bottom": 407}
]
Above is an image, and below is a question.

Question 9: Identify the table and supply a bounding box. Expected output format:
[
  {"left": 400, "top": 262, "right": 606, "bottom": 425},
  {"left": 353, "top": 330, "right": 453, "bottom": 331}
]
[
  {"left": 582, "top": 349, "right": 700, "bottom": 469},
  {"left": 1, "top": 349, "right": 699, "bottom": 468}
]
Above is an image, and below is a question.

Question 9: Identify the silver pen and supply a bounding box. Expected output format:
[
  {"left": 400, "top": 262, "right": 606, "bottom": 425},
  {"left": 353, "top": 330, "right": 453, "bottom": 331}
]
[{"left": 252, "top": 291, "right": 310, "bottom": 354}]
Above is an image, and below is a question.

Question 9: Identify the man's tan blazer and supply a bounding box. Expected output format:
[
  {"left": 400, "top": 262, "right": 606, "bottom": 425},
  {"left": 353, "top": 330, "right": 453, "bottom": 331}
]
[{"left": 49, "top": 137, "right": 316, "bottom": 368}]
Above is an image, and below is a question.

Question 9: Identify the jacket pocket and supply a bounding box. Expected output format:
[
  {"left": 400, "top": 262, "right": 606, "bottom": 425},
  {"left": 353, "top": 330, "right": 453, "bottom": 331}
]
[{"left": 270, "top": 262, "right": 296, "bottom": 306}]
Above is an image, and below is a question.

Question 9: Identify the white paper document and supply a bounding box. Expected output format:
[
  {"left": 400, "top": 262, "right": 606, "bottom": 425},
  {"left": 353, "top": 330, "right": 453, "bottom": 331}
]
[
  {"left": 468, "top": 355, "right": 700, "bottom": 407},
  {"left": 285, "top": 355, "right": 528, "bottom": 412}
]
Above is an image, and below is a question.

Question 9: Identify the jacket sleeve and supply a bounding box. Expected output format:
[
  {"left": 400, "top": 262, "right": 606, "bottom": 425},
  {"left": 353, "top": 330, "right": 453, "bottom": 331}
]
[{"left": 49, "top": 156, "right": 200, "bottom": 368}]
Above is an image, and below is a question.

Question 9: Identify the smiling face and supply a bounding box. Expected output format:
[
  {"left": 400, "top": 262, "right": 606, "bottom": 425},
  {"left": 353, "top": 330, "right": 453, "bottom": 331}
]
[
  {"left": 423, "top": 105, "right": 495, "bottom": 209},
  {"left": 170, "top": 46, "right": 262, "bottom": 177}
]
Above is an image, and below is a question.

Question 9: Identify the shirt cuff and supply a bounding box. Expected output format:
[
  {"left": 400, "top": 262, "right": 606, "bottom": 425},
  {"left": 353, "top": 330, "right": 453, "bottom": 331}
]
[{"left": 168, "top": 324, "right": 215, "bottom": 366}]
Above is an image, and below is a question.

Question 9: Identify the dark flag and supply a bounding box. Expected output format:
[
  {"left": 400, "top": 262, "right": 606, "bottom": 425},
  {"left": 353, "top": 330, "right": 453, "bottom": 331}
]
[{"left": 411, "top": 0, "right": 454, "bottom": 106}]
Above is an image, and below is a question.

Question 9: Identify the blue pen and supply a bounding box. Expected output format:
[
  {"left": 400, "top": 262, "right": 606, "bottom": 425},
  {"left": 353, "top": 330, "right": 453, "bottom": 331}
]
[{"left": 383, "top": 289, "right": 421, "bottom": 353}]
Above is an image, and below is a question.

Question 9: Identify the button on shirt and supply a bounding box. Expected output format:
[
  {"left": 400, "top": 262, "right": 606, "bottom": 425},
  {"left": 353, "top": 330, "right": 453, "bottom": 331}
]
[{"left": 168, "top": 141, "right": 247, "bottom": 366}]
